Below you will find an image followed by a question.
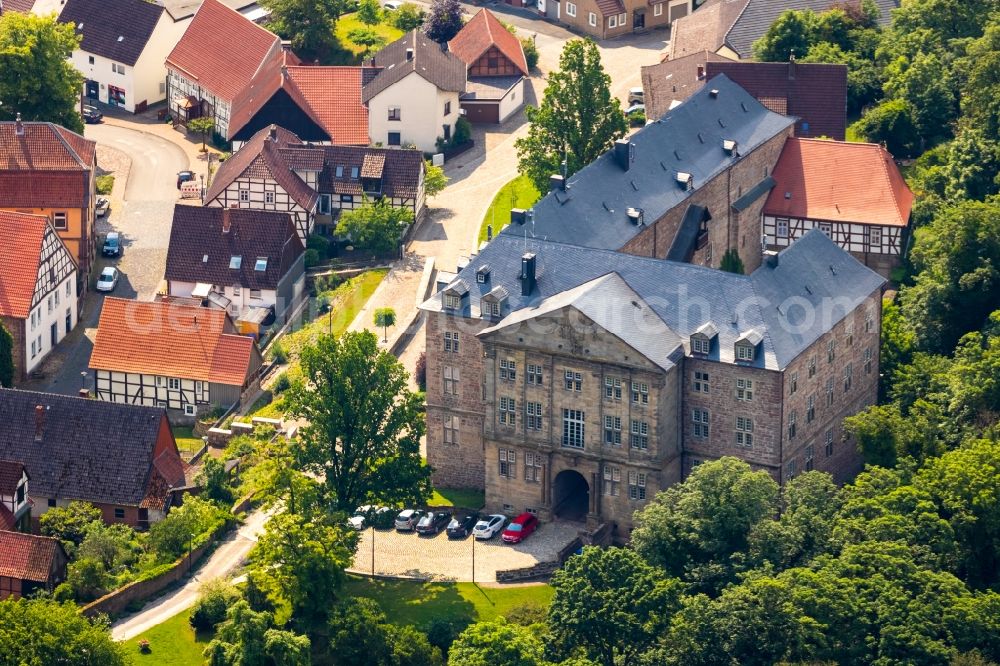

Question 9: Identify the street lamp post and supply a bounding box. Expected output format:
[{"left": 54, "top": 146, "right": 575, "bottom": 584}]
[
  {"left": 371, "top": 525, "right": 375, "bottom": 576},
  {"left": 471, "top": 532, "right": 475, "bottom": 584}
]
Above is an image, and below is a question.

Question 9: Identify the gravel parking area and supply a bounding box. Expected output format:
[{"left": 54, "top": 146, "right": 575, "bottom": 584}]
[{"left": 349, "top": 520, "right": 580, "bottom": 582}]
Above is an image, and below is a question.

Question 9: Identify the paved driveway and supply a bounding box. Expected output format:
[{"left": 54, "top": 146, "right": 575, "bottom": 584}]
[{"left": 349, "top": 520, "right": 580, "bottom": 582}]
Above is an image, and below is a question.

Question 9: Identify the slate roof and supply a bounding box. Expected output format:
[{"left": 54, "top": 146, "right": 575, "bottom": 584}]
[
  {"left": 515, "top": 75, "right": 795, "bottom": 251},
  {"left": 165, "top": 205, "right": 304, "bottom": 291},
  {"left": 206, "top": 125, "right": 318, "bottom": 210},
  {"left": 0, "top": 121, "right": 96, "bottom": 208},
  {"left": 423, "top": 229, "right": 885, "bottom": 371},
  {"left": 166, "top": 0, "right": 283, "bottom": 102},
  {"left": 705, "top": 60, "right": 847, "bottom": 139},
  {"left": 319, "top": 145, "right": 424, "bottom": 199},
  {"left": 641, "top": 50, "right": 733, "bottom": 120},
  {"left": 0, "top": 461, "right": 26, "bottom": 495},
  {"left": 90, "top": 298, "right": 257, "bottom": 386},
  {"left": 0, "top": 388, "right": 184, "bottom": 508},
  {"left": 764, "top": 138, "right": 913, "bottom": 227},
  {"left": 59, "top": 0, "right": 164, "bottom": 67},
  {"left": 0, "top": 212, "right": 48, "bottom": 319},
  {"left": 362, "top": 30, "right": 467, "bottom": 103},
  {"left": 0, "top": 532, "right": 63, "bottom": 583},
  {"left": 449, "top": 9, "right": 528, "bottom": 75}
]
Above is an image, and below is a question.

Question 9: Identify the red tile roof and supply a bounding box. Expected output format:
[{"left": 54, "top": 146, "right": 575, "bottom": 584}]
[
  {"left": 0, "top": 122, "right": 96, "bottom": 208},
  {"left": 706, "top": 60, "right": 848, "bottom": 140},
  {"left": 165, "top": 0, "right": 283, "bottom": 102},
  {"left": 764, "top": 138, "right": 913, "bottom": 228},
  {"left": 284, "top": 66, "right": 371, "bottom": 145},
  {"left": 0, "top": 212, "right": 49, "bottom": 319},
  {"left": 449, "top": 9, "right": 528, "bottom": 76},
  {"left": 0, "top": 531, "right": 63, "bottom": 583},
  {"left": 90, "top": 298, "right": 257, "bottom": 386}
]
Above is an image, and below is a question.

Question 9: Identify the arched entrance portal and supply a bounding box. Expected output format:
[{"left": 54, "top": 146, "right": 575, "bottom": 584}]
[{"left": 552, "top": 470, "right": 589, "bottom": 522}]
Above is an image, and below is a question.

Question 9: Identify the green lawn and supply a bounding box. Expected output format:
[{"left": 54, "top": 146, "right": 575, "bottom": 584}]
[
  {"left": 171, "top": 426, "right": 204, "bottom": 453},
  {"left": 333, "top": 14, "right": 404, "bottom": 64},
  {"left": 131, "top": 609, "right": 214, "bottom": 666},
  {"left": 478, "top": 175, "right": 542, "bottom": 245},
  {"left": 343, "top": 576, "right": 554, "bottom": 627},
  {"left": 429, "top": 487, "right": 485, "bottom": 509}
]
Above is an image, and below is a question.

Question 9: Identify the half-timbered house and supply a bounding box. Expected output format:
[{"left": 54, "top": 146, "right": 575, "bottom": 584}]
[
  {"left": 204, "top": 125, "right": 318, "bottom": 241},
  {"left": 449, "top": 9, "right": 528, "bottom": 124},
  {"left": 0, "top": 461, "right": 31, "bottom": 532},
  {"left": 0, "top": 211, "right": 79, "bottom": 382},
  {"left": 0, "top": 532, "right": 67, "bottom": 600},
  {"left": 763, "top": 138, "right": 913, "bottom": 277},
  {"left": 165, "top": 205, "right": 305, "bottom": 333},
  {"left": 0, "top": 388, "right": 187, "bottom": 528},
  {"left": 89, "top": 298, "right": 263, "bottom": 421}
]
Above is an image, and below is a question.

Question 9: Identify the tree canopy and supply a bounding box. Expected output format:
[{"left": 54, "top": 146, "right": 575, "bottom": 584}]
[
  {"left": 258, "top": 0, "right": 341, "bottom": 61},
  {"left": 0, "top": 598, "right": 129, "bottom": 665},
  {"left": 337, "top": 199, "right": 414, "bottom": 255},
  {"left": 423, "top": 0, "right": 463, "bottom": 43}
]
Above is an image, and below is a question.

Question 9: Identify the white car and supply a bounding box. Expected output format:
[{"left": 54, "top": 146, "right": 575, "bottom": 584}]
[
  {"left": 382, "top": 0, "right": 402, "bottom": 9},
  {"left": 349, "top": 505, "right": 375, "bottom": 530},
  {"left": 472, "top": 514, "right": 507, "bottom": 540},
  {"left": 96, "top": 266, "right": 119, "bottom": 292}
]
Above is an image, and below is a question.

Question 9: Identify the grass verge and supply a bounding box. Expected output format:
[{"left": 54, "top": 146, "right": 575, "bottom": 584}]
[
  {"left": 429, "top": 488, "right": 485, "bottom": 509},
  {"left": 171, "top": 426, "right": 204, "bottom": 453},
  {"left": 343, "top": 576, "right": 553, "bottom": 627},
  {"left": 132, "top": 610, "right": 214, "bottom": 665},
  {"left": 478, "top": 175, "right": 541, "bottom": 245}
]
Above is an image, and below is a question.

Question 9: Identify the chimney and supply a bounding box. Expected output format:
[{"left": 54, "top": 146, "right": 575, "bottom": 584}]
[
  {"left": 34, "top": 405, "right": 45, "bottom": 441},
  {"left": 696, "top": 64, "right": 705, "bottom": 79},
  {"left": 406, "top": 47, "right": 413, "bottom": 61},
  {"left": 222, "top": 207, "right": 232, "bottom": 234},
  {"left": 709, "top": 89, "right": 719, "bottom": 98},
  {"left": 764, "top": 249, "right": 779, "bottom": 268},
  {"left": 548, "top": 174, "right": 566, "bottom": 192},
  {"left": 613, "top": 139, "right": 632, "bottom": 171},
  {"left": 15, "top": 112, "right": 23, "bottom": 137},
  {"left": 788, "top": 53, "right": 796, "bottom": 80},
  {"left": 269, "top": 125, "right": 277, "bottom": 141},
  {"left": 510, "top": 208, "right": 527, "bottom": 225},
  {"left": 520, "top": 253, "right": 536, "bottom": 296},
  {"left": 280, "top": 64, "right": 288, "bottom": 81}
]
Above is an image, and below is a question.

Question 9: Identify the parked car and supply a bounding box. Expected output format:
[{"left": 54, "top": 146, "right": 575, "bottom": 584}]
[
  {"left": 102, "top": 232, "right": 121, "bottom": 257},
  {"left": 95, "top": 197, "right": 110, "bottom": 218},
  {"left": 370, "top": 506, "right": 396, "bottom": 529},
  {"left": 472, "top": 514, "right": 507, "bottom": 540},
  {"left": 96, "top": 266, "right": 119, "bottom": 292},
  {"left": 502, "top": 512, "right": 539, "bottom": 544},
  {"left": 176, "top": 170, "right": 195, "bottom": 189},
  {"left": 82, "top": 105, "right": 103, "bottom": 124},
  {"left": 382, "top": 0, "right": 402, "bottom": 9},
  {"left": 394, "top": 509, "right": 425, "bottom": 531},
  {"left": 416, "top": 511, "right": 451, "bottom": 535},
  {"left": 446, "top": 513, "right": 479, "bottom": 539},
  {"left": 624, "top": 103, "right": 645, "bottom": 116},
  {"left": 349, "top": 505, "right": 375, "bottom": 530}
]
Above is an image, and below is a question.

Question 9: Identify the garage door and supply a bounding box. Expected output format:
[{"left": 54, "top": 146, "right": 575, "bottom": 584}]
[{"left": 462, "top": 103, "right": 500, "bottom": 124}]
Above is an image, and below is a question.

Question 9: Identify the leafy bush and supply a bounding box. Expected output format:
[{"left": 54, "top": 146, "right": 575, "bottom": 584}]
[
  {"left": 853, "top": 98, "right": 920, "bottom": 157},
  {"left": 391, "top": 2, "right": 424, "bottom": 30},
  {"left": 272, "top": 372, "right": 292, "bottom": 394},
  {"left": 198, "top": 457, "right": 233, "bottom": 505},
  {"left": 40, "top": 501, "right": 103, "bottom": 551},
  {"left": 306, "top": 233, "right": 331, "bottom": 255},
  {"left": 224, "top": 434, "right": 258, "bottom": 460},
  {"left": 147, "top": 496, "right": 228, "bottom": 562},
  {"left": 95, "top": 174, "right": 114, "bottom": 195},
  {"left": 628, "top": 109, "right": 646, "bottom": 126},
  {"left": 314, "top": 273, "right": 343, "bottom": 293},
  {"left": 304, "top": 248, "right": 321, "bottom": 268},
  {"left": 424, "top": 617, "right": 470, "bottom": 655},
  {"left": 454, "top": 116, "right": 472, "bottom": 145},
  {"left": 67, "top": 557, "right": 110, "bottom": 602},
  {"left": 520, "top": 37, "right": 539, "bottom": 70},
  {"left": 504, "top": 602, "right": 548, "bottom": 626},
  {"left": 190, "top": 579, "right": 241, "bottom": 631},
  {"left": 269, "top": 342, "right": 288, "bottom": 364}
]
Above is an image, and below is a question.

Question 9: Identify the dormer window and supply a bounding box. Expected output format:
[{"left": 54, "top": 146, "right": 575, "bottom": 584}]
[
  {"left": 476, "top": 264, "right": 491, "bottom": 284},
  {"left": 335, "top": 165, "right": 344, "bottom": 178},
  {"left": 692, "top": 337, "right": 710, "bottom": 355},
  {"left": 735, "top": 328, "right": 763, "bottom": 363},
  {"left": 690, "top": 322, "right": 718, "bottom": 355},
  {"left": 736, "top": 344, "right": 755, "bottom": 362},
  {"left": 481, "top": 285, "right": 508, "bottom": 320},
  {"left": 445, "top": 294, "right": 461, "bottom": 309},
  {"left": 350, "top": 167, "right": 359, "bottom": 179},
  {"left": 443, "top": 279, "right": 469, "bottom": 311}
]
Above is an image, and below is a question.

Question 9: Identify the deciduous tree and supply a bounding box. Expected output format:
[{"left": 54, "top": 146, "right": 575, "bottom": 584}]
[
  {"left": 515, "top": 39, "right": 627, "bottom": 193},
  {"left": 374, "top": 307, "right": 396, "bottom": 342},
  {"left": 448, "top": 618, "right": 546, "bottom": 666},
  {"left": 337, "top": 199, "right": 414, "bottom": 255},
  {"left": 423, "top": 0, "right": 463, "bottom": 43},
  {"left": 0, "top": 598, "right": 129, "bottom": 664},
  {"left": 424, "top": 161, "right": 449, "bottom": 196},
  {"left": 357, "top": 0, "right": 382, "bottom": 26},
  {"left": 752, "top": 9, "right": 815, "bottom": 62},
  {"left": 259, "top": 0, "right": 341, "bottom": 61},
  {"left": 285, "top": 330, "right": 430, "bottom": 511},
  {"left": 187, "top": 116, "right": 215, "bottom": 152}
]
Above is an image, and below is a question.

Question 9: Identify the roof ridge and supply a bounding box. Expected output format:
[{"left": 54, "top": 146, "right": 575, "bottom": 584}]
[
  {"left": 723, "top": 0, "right": 753, "bottom": 48},
  {"left": 48, "top": 125, "right": 88, "bottom": 170},
  {"left": 877, "top": 144, "right": 906, "bottom": 226}
]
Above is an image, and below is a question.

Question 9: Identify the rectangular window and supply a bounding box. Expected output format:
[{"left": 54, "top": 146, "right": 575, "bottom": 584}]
[
  {"left": 444, "top": 101, "right": 451, "bottom": 115},
  {"left": 499, "top": 396, "right": 516, "bottom": 426},
  {"left": 603, "top": 465, "right": 620, "bottom": 496},
  {"left": 776, "top": 218, "right": 789, "bottom": 237},
  {"left": 525, "top": 402, "right": 543, "bottom": 431},
  {"left": 807, "top": 395, "right": 816, "bottom": 423},
  {"left": 54, "top": 290, "right": 59, "bottom": 307},
  {"left": 788, "top": 410, "right": 797, "bottom": 439},
  {"left": 336, "top": 165, "right": 344, "bottom": 178},
  {"left": 168, "top": 378, "right": 180, "bottom": 390},
  {"left": 805, "top": 444, "right": 815, "bottom": 471},
  {"left": 340, "top": 194, "right": 354, "bottom": 204},
  {"left": 588, "top": 11, "right": 596, "bottom": 26},
  {"left": 819, "top": 222, "right": 832, "bottom": 236},
  {"left": 604, "top": 376, "right": 622, "bottom": 400},
  {"left": 387, "top": 132, "right": 401, "bottom": 146},
  {"left": 630, "top": 420, "right": 649, "bottom": 449},
  {"left": 47, "top": 296, "right": 53, "bottom": 313},
  {"left": 827, "top": 339, "right": 835, "bottom": 363},
  {"left": 825, "top": 430, "right": 834, "bottom": 457},
  {"left": 736, "top": 415, "right": 754, "bottom": 448},
  {"left": 239, "top": 189, "right": 249, "bottom": 203},
  {"left": 843, "top": 364, "right": 853, "bottom": 392},
  {"left": 566, "top": 2, "right": 576, "bottom": 16},
  {"left": 864, "top": 348, "right": 873, "bottom": 374},
  {"left": 444, "top": 415, "right": 459, "bottom": 445},
  {"left": 500, "top": 359, "right": 516, "bottom": 381},
  {"left": 525, "top": 452, "right": 542, "bottom": 482},
  {"left": 443, "top": 331, "right": 459, "bottom": 353},
  {"left": 826, "top": 377, "right": 835, "bottom": 407},
  {"left": 692, "top": 337, "right": 710, "bottom": 355},
  {"left": 499, "top": 449, "right": 516, "bottom": 478},
  {"left": 527, "top": 364, "right": 543, "bottom": 385},
  {"left": 184, "top": 404, "right": 197, "bottom": 416},
  {"left": 350, "top": 167, "right": 359, "bottom": 180},
  {"left": 52, "top": 212, "right": 68, "bottom": 230},
  {"left": 114, "top": 508, "right": 126, "bottom": 519},
  {"left": 88, "top": 55, "right": 94, "bottom": 64},
  {"left": 564, "top": 370, "right": 582, "bottom": 392},
  {"left": 30, "top": 339, "right": 36, "bottom": 358},
  {"left": 319, "top": 194, "right": 331, "bottom": 214},
  {"left": 736, "top": 377, "right": 753, "bottom": 401},
  {"left": 789, "top": 371, "right": 798, "bottom": 394},
  {"left": 47, "top": 498, "right": 56, "bottom": 508},
  {"left": 628, "top": 471, "right": 647, "bottom": 500},
  {"left": 786, "top": 459, "right": 798, "bottom": 480},
  {"left": 631, "top": 382, "right": 649, "bottom": 404},
  {"left": 865, "top": 309, "right": 874, "bottom": 333},
  {"left": 808, "top": 356, "right": 817, "bottom": 378},
  {"left": 869, "top": 227, "right": 882, "bottom": 248},
  {"left": 692, "top": 409, "right": 709, "bottom": 438},
  {"left": 249, "top": 289, "right": 261, "bottom": 299},
  {"left": 653, "top": 3, "right": 662, "bottom": 15},
  {"left": 619, "top": 12, "right": 626, "bottom": 25},
  {"left": 388, "top": 107, "right": 401, "bottom": 121},
  {"left": 443, "top": 366, "right": 459, "bottom": 395},
  {"left": 265, "top": 191, "right": 275, "bottom": 204},
  {"left": 562, "top": 409, "right": 585, "bottom": 448},
  {"left": 693, "top": 371, "right": 709, "bottom": 393},
  {"left": 846, "top": 322, "right": 855, "bottom": 347},
  {"left": 604, "top": 415, "right": 622, "bottom": 446},
  {"left": 737, "top": 344, "right": 755, "bottom": 362}
]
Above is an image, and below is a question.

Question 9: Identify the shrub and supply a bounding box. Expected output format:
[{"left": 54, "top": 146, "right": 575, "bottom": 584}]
[
  {"left": 148, "top": 496, "right": 228, "bottom": 562},
  {"left": 190, "top": 580, "right": 240, "bottom": 631},
  {"left": 269, "top": 342, "right": 287, "bottom": 364},
  {"left": 224, "top": 434, "right": 257, "bottom": 459},
  {"left": 425, "top": 617, "right": 470, "bottom": 655},
  {"left": 67, "top": 557, "right": 110, "bottom": 602},
  {"left": 304, "top": 248, "right": 321, "bottom": 268},
  {"left": 505, "top": 603, "right": 548, "bottom": 626},
  {"left": 198, "top": 457, "right": 233, "bottom": 505},
  {"left": 415, "top": 351, "right": 427, "bottom": 391},
  {"left": 853, "top": 98, "right": 920, "bottom": 157},
  {"left": 95, "top": 174, "right": 114, "bottom": 195},
  {"left": 306, "top": 234, "right": 330, "bottom": 255},
  {"left": 628, "top": 109, "right": 646, "bottom": 126},
  {"left": 314, "top": 273, "right": 343, "bottom": 293},
  {"left": 454, "top": 116, "right": 472, "bottom": 145},
  {"left": 391, "top": 2, "right": 424, "bottom": 30},
  {"left": 520, "top": 37, "right": 539, "bottom": 70},
  {"left": 272, "top": 373, "right": 292, "bottom": 394}
]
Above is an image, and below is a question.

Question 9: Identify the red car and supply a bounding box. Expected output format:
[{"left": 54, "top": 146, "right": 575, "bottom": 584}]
[{"left": 501, "top": 513, "right": 539, "bottom": 544}]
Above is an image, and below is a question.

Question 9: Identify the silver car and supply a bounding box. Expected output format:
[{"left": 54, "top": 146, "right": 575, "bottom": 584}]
[
  {"left": 96, "top": 266, "right": 119, "bottom": 292},
  {"left": 394, "top": 509, "right": 425, "bottom": 531}
]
